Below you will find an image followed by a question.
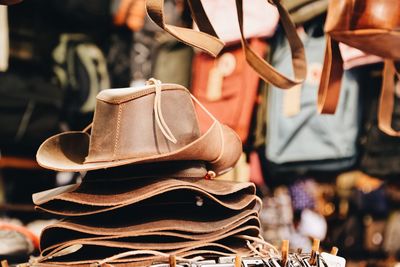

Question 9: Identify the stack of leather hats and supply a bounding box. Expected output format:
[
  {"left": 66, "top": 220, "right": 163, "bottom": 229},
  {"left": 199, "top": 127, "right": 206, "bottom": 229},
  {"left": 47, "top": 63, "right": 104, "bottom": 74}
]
[{"left": 30, "top": 79, "right": 273, "bottom": 266}]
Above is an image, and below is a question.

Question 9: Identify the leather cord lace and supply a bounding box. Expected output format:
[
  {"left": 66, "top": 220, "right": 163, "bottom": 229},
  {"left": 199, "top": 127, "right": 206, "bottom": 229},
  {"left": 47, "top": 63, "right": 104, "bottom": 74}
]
[
  {"left": 235, "top": 234, "right": 279, "bottom": 257},
  {"left": 147, "top": 78, "right": 226, "bottom": 165},
  {"left": 91, "top": 250, "right": 204, "bottom": 267},
  {"left": 147, "top": 78, "right": 178, "bottom": 144}
]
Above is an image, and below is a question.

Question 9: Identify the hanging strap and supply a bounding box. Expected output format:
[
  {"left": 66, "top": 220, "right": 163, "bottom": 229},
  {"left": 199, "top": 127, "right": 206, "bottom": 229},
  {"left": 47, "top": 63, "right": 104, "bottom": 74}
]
[
  {"left": 318, "top": 39, "right": 400, "bottom": 136},
  {"left": 317, "top": 35, "right": 344, "bottom": 114},
  {"left": 235, "top": 0, "right": 307, "bottom": 89},
  {"left": 146, "top": 0, "right": 225, "bottom": 57},
  {"left": 378, "top": 60, "right": 400, "bottom": 136},
  {"left": 146, "top": 0, "right": 306, "bottom": 89}
]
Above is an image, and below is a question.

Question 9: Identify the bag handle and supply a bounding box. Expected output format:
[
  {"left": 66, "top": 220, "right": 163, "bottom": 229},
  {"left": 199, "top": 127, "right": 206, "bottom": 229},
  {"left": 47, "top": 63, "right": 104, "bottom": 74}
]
[
  {"left": 146, "top": 0, "right": 306, "bottom": 89},
  {"left": 235, "top": 0, "right": 307, "bottom": 89},
  {"left": 146, "top": 0, "right": 225, "bottom": 57},
  {"left": 318, "top": 39, "right": 400, "bottom": 136},
  {"left": 378, "top": 60, "right": 400, "bottom": 136},
  {"left": 317, "top": 35, "right": 344, "bottom": 114}
]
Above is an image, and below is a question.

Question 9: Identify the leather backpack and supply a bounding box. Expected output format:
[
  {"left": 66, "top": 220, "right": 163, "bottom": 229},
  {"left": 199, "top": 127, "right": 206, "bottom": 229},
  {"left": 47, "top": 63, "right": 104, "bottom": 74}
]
[{"left": 318, "top": 0, "right": 400, "bottom": 136}]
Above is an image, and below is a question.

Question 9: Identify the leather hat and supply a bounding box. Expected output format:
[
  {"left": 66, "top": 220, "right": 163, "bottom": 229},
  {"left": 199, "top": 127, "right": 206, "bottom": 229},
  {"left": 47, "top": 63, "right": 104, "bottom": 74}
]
[
  {"left": 32, "top": 175, "right": 258, "bottom": 216},
  {"left": 35, "top": 238, "right": 255, "bottom": 266},
  {"left": 36, "top": 79, "right": 242, "bottom": 174}
]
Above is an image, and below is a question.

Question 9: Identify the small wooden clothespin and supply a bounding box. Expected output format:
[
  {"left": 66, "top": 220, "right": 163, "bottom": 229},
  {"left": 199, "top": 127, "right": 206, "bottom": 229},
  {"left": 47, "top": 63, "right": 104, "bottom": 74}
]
[
  {"left": 281, "top": 240, "right": 289, "bottom": 267},
  {"left": 1, "top": 260, "right": 9, "bottom": 267},
  {"left": 309, "top": 239, "right": 320, "bottom": 265},
  {"left": 169, "top": 255, "right": 176, "bottom": 267},
  {"left": 297, "top": 248, "right": 302, "bottom": 254},
  {"left": 234, "top": 254, "right": 242, "bottom": 267},
  {"left": 330, "top": 247, "right": 338, "bottom": 256}
]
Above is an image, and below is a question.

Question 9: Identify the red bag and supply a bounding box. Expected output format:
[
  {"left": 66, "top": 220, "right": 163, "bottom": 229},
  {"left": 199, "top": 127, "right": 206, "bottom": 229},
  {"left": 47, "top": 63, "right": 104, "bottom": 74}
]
[{"left": 191, "top": 39, "right": 267, "bottom": 142}]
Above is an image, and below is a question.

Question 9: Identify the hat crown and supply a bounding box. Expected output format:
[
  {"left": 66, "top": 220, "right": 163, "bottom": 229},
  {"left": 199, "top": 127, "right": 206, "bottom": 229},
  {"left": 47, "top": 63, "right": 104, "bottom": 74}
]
[
  {"left": 85, "top": 84, "right": 200, "bottom": 163},
  {"left": 36, "top": 81, "right": 242, "bottom": 173}
]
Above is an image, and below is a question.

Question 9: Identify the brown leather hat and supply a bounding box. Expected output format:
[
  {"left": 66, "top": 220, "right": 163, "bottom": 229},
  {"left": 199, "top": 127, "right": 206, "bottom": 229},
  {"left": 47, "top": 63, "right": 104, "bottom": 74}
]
[{"left": 36, "top": 79, "right": 242, "bottom": 174}]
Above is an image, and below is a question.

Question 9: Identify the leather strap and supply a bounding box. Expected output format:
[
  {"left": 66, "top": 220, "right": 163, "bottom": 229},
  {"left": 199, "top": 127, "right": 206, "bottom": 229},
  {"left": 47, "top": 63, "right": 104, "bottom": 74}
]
[
  {"left": 146, "top": 0, "right": 306, "bottom": 88},
  {"left": 317, "top": 35, "right": 344, "bottom": 114},
  {"left": 378, "top": 60, "right": 400, "bottom": 136},
  {"left": 318, "top": 41, "right": 400, "bottom": 136},
  {"left": 235, "top": 0, "right": 307, "bottom": 89},
  {"left": 146, "top": 0, "right": 225, "bottom": 57}
]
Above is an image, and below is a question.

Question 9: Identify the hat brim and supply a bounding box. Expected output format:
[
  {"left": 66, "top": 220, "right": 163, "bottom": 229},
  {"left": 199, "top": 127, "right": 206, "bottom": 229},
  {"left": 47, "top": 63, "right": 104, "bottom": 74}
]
[
  {"left": 32, "top": 177, "right": 259, "bottom": 217},
  {"left": 36, "top": 122, "right": 241, "bottom": 174},
  {"left": 32, "top": 177, "right": 256, "bottom": 206},
  {"left": 40, "top": 210, "right": 260, "bottom": 251}
]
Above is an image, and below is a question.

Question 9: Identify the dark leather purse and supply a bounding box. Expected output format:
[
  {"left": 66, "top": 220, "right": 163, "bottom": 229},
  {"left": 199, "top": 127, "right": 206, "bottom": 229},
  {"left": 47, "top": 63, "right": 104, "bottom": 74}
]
[{"left": 317, "top": 0, "right": 400, "bottom": 136}]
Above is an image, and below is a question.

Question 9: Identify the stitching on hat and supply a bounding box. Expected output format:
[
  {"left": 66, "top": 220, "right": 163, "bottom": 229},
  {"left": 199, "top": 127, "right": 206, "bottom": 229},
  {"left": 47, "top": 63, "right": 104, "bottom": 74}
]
[
  {"left": 113, "top": 104, "right": 124, "bottom": 159},
  {"left": 116, "top": 87, "right": 185, "bottom": 104},
  {"left": 210, "top": 123, "right": 225, "bottom": 164},
  {"left": 98, "top": 85, "right": 188, "bottom": 104}
]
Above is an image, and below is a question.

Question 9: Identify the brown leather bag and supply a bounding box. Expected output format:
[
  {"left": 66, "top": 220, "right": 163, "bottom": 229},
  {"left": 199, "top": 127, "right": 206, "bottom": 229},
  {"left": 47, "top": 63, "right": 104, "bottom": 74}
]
[
  {"left": 191, "top": 39, "right": 267, "bottom": 142},
  {"left": 318, "top": 0, "right": 400, "bottom": 136}
]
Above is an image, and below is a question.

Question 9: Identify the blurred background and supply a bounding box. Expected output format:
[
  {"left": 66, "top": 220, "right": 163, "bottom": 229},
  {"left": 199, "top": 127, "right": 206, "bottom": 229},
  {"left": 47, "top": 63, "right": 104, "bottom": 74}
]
[{"left": 0, "top": 0, "right": 399, "bottom": 266}]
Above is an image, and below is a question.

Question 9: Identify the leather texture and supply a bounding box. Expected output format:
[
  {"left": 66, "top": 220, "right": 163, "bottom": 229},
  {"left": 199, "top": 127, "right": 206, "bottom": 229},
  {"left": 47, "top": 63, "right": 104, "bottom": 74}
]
[
  {"left": 146, "top": 0, "right": 224, "bottom": 57},
  {"left": 39, "top": 209, "right": 259, "bottom": 250},
  {"left": 40, "top": 224, "right": 260, "bottom": 257},
  {"left": 318, "top": 0, "right": 400, "bottom": 136},
  {"left": 146, "top": 0, "right": 307, "bottom": 89},
  {"left": 34, "top": 239, "right": 254, "bottom": 266},
  {"left": 31, "top": 158, "right": 265, "bottom": 265},
  {"left": 32, "top": 169, "right": 263, "bottom": 265},
  {"left": 236, "top": 0, "right": 307, "bottom": 89},
  {"left": 33, "top": 176, "right": 259, "bottom": 216},
  {"left": 36, "top": 81, "right": 242, "bottom": 175}
]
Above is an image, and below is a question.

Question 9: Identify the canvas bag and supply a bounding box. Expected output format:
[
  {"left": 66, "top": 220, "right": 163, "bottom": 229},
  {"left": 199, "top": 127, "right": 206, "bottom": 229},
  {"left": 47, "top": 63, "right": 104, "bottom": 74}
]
[
  {"left": 317, "top": 0, "right": 400, "bottom": 137},
  {"left": 191, "top": 39, "right": 267, "bottom": 142},
  {"left": 266, "top": 27, "right": 359, "bottom": 171}
]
